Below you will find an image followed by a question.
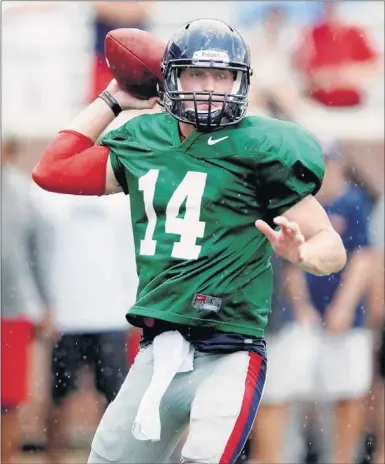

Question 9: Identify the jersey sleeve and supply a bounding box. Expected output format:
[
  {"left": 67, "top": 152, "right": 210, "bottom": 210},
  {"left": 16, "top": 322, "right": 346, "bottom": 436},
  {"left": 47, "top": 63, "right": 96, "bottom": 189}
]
[
  {"left": 100, "top": 125, "right": 131, "bottom": 195},
  {"left": 257, "top": 123, "right": 325, "bottom": 223},
  {"left": 99, "top": 115, "right": 158, "bottom": 195}
]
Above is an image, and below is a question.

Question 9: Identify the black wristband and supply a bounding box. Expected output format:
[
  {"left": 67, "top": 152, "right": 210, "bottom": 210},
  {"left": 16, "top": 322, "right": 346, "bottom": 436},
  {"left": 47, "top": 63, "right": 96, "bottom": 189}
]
[{"left": 98, "top": 90, "right": 122, "bottom": 117}]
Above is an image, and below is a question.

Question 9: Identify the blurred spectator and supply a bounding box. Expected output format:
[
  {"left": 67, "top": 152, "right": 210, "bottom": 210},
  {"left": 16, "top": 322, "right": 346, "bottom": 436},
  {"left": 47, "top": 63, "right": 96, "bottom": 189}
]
[
  {"left": 1, "top": 135, "right": 53, "bottom": 463},
  {"left": 89, "top": 1, "right": 153, "bottom": 101},
  {"left": 2, "top": 2, "right": 92, "bottom": 138},
  {"left": 33, "top": 191, "right": 138, "bottom": 460},
  {"left": 239, "top": 3, "right": 325, "bottom": 122},
  {"left": 293, "top": 1, "right": 380, "bottom": 108},
  {"left": 285, "top": 141, "right": 373, "bottom": 463},
  {"left": 32, "top": 190, "right": 139, "bottom": 462},
  {"left": 244, "top": 5, "right": 301, "bottom": 115}
]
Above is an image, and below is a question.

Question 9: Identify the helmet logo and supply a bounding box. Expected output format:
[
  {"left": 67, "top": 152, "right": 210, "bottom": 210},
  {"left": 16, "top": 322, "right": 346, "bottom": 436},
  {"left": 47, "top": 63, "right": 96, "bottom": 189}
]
[{"left": 192, "top": 50, "right": 230, "bottom": 63}]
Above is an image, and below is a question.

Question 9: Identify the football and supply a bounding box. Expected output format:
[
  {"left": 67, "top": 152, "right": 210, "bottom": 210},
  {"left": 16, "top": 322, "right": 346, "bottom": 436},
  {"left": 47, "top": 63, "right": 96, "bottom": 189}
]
[{"left": 104, "top": 28, "right": 165, "bottom": 100}]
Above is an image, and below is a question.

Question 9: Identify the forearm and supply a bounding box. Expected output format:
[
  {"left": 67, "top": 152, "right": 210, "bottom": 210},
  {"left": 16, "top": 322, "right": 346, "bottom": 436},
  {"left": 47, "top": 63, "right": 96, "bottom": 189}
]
[
  {"left": 65, "top": 97, "right": 116, "bottom": 142},
  {"left": 32, "top": 96, "right": 119, "bottom": 195},
  {"left": 299, "top": 229, "right": 347, "bottom": 276},
  {"left": 331, "top": 249, "right": 373, "bottom": 313}
]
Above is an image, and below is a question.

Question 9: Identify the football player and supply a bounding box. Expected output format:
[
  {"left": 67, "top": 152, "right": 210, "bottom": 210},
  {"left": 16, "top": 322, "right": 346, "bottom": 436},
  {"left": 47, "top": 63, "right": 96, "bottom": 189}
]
[{"left": 32, "top": 18, "right": 346, "bottom": 464}]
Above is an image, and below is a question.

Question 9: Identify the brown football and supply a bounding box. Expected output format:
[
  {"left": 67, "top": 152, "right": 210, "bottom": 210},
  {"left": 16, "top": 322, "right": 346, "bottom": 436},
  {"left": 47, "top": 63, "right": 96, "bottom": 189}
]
[{"left": 104, "top": 28, "right": 165, "bottom": 99}]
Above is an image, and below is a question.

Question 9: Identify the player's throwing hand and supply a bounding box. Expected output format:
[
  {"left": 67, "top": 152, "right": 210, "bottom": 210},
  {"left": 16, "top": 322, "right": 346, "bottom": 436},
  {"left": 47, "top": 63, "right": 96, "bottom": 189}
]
[
  {"left": 255, "top": 216, "right": 306, "bottom": 265},
  {"left": 105, "top": 79, "right": 158, "bottom": 111}
]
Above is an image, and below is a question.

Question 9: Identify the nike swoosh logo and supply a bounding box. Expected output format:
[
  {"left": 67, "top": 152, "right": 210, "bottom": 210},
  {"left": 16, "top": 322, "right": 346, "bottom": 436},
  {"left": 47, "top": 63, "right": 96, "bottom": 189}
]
[{"left": 207, "top": 136, "right": 229, "bottom": 146}]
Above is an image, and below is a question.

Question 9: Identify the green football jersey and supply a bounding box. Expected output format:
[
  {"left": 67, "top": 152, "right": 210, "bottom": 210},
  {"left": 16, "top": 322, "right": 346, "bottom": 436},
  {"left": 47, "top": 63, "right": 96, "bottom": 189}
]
[{"left": 102, "top": 112, "right": 325, "bottom": 338}]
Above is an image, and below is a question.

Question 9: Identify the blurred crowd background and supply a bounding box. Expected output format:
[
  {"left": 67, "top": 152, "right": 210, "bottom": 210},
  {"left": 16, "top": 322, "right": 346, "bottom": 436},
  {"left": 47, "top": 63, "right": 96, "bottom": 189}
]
[{"left": 1, "top": 1, "right": 384, "bottom": 464}]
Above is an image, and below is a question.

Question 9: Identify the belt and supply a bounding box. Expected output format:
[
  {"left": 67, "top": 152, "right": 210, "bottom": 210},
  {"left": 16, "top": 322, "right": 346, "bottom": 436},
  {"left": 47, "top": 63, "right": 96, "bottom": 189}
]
[{"left": 141, "top": 318, "right": 217, "bottom": 343}]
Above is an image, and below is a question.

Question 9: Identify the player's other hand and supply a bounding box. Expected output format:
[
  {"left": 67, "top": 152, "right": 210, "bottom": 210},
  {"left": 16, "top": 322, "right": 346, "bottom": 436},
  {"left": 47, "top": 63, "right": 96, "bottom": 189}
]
[
  {"left": 255, "top": 216, "right": 306, "bottom": 265},
  {"left": 105, "top": 79, "right": 158, "bottom": 111}
]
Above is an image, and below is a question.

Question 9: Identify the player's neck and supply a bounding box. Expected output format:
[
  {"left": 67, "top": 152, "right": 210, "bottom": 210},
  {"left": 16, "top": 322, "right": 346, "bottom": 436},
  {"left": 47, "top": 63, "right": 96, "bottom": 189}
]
[{"left": 178, "top": 122, "right": 196, "bottom": 140}]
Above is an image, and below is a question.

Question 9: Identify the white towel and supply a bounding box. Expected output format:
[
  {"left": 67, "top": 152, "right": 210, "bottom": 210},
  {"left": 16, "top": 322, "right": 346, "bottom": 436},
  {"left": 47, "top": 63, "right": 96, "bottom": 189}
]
[{"left": 132, "top": 330, "right": 195, "bottom": 441}]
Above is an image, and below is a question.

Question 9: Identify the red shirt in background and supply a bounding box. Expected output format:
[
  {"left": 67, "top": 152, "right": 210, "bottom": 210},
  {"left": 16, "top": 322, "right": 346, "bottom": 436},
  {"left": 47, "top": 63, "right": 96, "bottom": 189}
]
[{"left": 296, "top": 22, "right": 377, "bottom": 107}]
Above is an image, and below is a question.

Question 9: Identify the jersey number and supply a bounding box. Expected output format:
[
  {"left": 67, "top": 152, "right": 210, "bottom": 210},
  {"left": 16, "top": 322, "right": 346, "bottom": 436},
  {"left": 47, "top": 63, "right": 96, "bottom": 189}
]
[{"left": 138, "top": 169, "right": 207, "bottom": 260}]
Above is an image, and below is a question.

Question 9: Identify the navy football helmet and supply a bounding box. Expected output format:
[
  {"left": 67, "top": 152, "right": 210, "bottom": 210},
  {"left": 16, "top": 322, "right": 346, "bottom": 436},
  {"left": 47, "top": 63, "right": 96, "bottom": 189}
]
[{"left": 158, "top": 18, "right": 253, "bottom": 131}]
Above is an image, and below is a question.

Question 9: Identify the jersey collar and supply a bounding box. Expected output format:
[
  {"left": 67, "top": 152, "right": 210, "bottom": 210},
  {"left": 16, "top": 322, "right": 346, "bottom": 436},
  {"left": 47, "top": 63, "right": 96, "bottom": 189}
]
[{"left": 169, "top": 116, "right": 204, "bottom": 151}]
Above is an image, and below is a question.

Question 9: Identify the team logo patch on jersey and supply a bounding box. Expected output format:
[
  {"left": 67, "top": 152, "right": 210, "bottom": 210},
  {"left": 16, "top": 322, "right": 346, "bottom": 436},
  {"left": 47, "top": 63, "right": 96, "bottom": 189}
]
[{"left": 192, "top": 293, "right": 222, "bottom": 312}]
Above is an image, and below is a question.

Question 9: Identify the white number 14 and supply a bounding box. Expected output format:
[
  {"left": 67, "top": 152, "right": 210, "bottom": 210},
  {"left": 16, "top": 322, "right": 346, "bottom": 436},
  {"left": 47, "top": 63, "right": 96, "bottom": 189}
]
[{"left": 138, "top": 170, "right": 207, "bottom": 260}]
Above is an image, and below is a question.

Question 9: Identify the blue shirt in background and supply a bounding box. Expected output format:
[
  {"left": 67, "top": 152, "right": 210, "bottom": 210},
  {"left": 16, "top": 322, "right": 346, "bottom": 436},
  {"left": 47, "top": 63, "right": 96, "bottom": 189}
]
[{"left": 306, "top": 186, "right": 371, "bottom": 328}]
